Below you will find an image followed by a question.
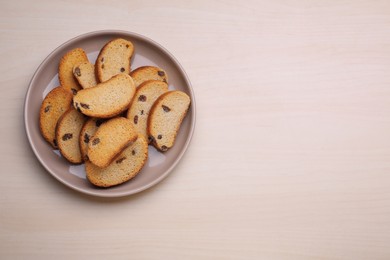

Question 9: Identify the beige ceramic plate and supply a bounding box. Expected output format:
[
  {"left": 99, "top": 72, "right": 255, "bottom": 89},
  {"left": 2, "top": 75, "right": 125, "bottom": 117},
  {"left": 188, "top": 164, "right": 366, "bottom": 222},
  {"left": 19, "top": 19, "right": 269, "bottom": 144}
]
[{"left": 24, "top": 30, "right": 195, "bottom": 197}]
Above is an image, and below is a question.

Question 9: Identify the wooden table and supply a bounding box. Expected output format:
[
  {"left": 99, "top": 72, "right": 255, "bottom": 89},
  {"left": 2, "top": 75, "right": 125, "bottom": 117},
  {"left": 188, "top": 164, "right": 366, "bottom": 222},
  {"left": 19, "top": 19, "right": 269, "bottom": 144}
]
[{"left": 2, "top": 0, "right": 390, "bottom": 259}]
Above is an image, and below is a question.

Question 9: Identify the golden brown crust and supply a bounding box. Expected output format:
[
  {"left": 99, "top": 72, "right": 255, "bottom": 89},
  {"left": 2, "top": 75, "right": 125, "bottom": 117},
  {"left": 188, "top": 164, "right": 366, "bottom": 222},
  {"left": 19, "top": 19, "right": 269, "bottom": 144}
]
[
  {"left": 95, "top": 38, "right": 134, "bottom": 83},
  {"left": 39, "top": 86, "right": 73, "bottom": 148}
]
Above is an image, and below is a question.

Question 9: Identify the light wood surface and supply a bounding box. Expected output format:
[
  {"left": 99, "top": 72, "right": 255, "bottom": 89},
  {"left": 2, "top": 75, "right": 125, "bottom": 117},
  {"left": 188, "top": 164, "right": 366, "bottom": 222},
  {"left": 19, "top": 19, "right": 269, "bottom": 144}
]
[{"left": 2, "top": 0, "right": 390, "bottom": 259}]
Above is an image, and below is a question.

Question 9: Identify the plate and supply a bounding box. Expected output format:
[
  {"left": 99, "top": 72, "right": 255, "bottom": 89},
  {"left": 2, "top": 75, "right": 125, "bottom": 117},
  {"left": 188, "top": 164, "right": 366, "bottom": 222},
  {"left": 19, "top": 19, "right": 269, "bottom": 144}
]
[{"left": 24, "top": 30, "right": 196, "bottom": 197}]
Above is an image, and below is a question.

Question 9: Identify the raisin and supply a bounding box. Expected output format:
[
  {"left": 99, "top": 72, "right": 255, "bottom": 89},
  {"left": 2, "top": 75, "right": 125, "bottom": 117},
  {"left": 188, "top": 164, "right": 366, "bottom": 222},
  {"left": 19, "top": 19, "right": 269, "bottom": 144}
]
[
  {"left": 62, "top": 133, "right": 73, "bottom": 141},
  {"left": 84, "top": 133, "right": 90, "bottom": 144},
  {"left": 116, "top": 157, "right": 126, "bottom": 164},
  {"left": 120, "top": 67, "right": 125, "bottom": 72},
  {"left": 162, "top": 105, "right": 171, "bottom": 112},
  {"left": 134, "top": 115, "right": 138, "bottom": 124},
  {"left": 80, "top": 103, "right": 90, "bottom": 109},
  {"left": 132, "top": 150, "right": 135, "bottom": 155},
  {"left": 140, "top": 110, "right": 144, "bottom": 115},
  {"left": 74, "top": 67, "right": 81, "bottom": 77},
  {"left": 101, "top": 57, "right": 104, "bottom": 62},
  {"left": 101, "top": 64, "right": 104, "bottom": 69},
  {"left": 148, "top": 136, "right": 154, "bottom": 143},
  {"left": 157, "top": 135, "right": 162, "bottom": 139},
  {"left": 53, "top": 139, "right": 57, "bottom": 147},
  {"left": 163, "top": 78, "right": 167, "bottom": 83},
  {"left": 44, "top": 105, "right": 51, "bottom": 113},
  {"left": 138, "top": 95, "right": 146, "bottom": 102},
  {"left": 95, "top": 119, "right": 104, "bottom": 127},
  {"left": 75, "top": 102, "right": 81, "bottom": 112},
  {"left": 92, "top": 138, "right": 100, "bottom": 145},
  {"left": 126, "top": 44, "right": 130, "bottom": 48},
  {"left": 71, "top": 88, "right": 78, "bottom": 95},
  {"left": 158, "top": 71, "right": 165, "bottom": 76},
  {"left": 161, "top": 145, "right": 168, "bottom": 151}
]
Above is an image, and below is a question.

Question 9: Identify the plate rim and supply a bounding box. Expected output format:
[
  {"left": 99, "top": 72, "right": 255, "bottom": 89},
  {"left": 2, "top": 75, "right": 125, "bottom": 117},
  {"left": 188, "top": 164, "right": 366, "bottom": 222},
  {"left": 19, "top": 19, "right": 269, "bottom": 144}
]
[{"left": 24, "top": 30, "right": 196, "bottom": 198}]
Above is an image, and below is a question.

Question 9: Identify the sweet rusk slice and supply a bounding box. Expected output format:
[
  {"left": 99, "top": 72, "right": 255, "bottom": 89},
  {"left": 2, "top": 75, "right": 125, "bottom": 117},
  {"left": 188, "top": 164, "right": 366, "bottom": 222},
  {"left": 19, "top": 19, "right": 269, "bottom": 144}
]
[
  {"left": 39, "top": 86, "right": 73, "bottom": 148},
  {"left": 86, "top": 136, "right": 148, "bottom": 187},
  {"left": 87, "top": 117, "right": 138, "bottom": 168},
  {"left": 73, "top": 61, "right": 98, "bottom": 89},
  {"left": 130, "top": 66, "right": 168, "bottom": 88},
  {"left": 59, "top": 48, "right": 89, "bottom": 94},
  {"left": 126, "top": 80, "right": 168, "bottom": 140},
  {"left": 148, "top": 91, "right": 191, "bottom": 152},
  {"left": 79, "top": 118, "right": 106, "bottom": 162},
  {"left": 56, "top": 108, "right": 86, "bottom": 164},
  {"left": 73, "top": 74, "right": 135, "bottom": 118},
  {"left": 96, "top": 38, "right": 134, "bottom": 82}
]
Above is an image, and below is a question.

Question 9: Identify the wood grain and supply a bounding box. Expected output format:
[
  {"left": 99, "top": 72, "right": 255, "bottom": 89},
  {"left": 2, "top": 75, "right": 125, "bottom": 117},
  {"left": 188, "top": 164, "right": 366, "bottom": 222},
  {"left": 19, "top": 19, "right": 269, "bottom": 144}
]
[{"left": 1, "top": 0, "right": 390, "bottom": 259}]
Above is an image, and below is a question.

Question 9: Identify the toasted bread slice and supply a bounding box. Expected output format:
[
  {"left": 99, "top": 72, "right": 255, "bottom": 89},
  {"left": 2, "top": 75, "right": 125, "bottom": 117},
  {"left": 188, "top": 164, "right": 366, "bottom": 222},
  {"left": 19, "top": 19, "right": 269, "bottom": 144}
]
[
  {"left": 126, "top": 80, "right": 168, "bottom": 140},
  {"left": 73, "top": 74, "right": 136, "bottom": 118},
  {"left": 55, "top": 108, "right": 86, "bottom": 164},
  {"left": 96, "top": 38, "right": 134, "bottom": 82},
  {"left": 79, "top": 118, "right": 106, "bottom": 162},
  {"left": 86, "top": 135, "right": 148, "bottom": 187},
  {"left": 39, "top": 86, "right": 73, "bottom": 148},
  {"left": 73, "top": 61, "right": 98, "bottom": 89},
  {"left": 148, "top": 91, "right": 190, "bottom": 152},
  {"left": 87, "top": 117, "right": 138, "bottom": 168},
  {"left": 130, "top": 66, "right": 168, "bottom": 87},
  {"left": 59, "top": 48, "right": 88, "bottom": 94}
]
